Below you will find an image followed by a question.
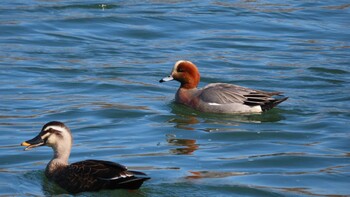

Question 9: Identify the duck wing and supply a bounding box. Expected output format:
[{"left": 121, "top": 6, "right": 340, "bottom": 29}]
[
  {"left": 199, "top": 83, "right": 287, "bottom": 111},
  {"left": 54, "top": 159, "right": 150, "bottom": 194}
]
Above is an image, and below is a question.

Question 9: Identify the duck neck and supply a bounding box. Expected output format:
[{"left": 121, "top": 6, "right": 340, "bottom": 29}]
[
  {"left": 179, "top": 72, "right": 200, "bottom": 89},
  {"left": 46, "top": 144, "right": 71, "bottom": 178},
  {"left": 176, "top": 87, "right": 198, "bottom": 105},
  {"left": 52, "top": 145, "right": 71, "bottom": 164},
  {"left": 180, "top": 82, "right": 197, "bottom": 89}
]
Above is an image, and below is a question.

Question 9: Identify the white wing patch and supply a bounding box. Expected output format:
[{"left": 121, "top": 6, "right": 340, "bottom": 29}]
[
  {"left": 98, "top": 171, "right": 134, "bottom": 181},
  {"left": 208, "top": 103, "right": 221, "bottom": 106},
  {"left": 251, "top": 105, "right": 262, "bottom": 113}
]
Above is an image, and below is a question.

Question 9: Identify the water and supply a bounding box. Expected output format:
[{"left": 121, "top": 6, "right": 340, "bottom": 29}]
[{"left": 0, "top": 0, "right": 349, "bottom": 196}]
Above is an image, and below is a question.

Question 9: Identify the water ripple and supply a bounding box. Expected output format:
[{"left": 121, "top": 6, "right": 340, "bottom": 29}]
[{"left": 1, "top": 0, "right": 349, "bottom": 196}]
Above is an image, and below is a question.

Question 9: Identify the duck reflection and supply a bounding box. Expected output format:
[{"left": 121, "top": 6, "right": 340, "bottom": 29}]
[
  {"left": 168, "top": 116, "right": 199, "bottom": 131},
  {"left": 166, "top": 134, "right": 198, "bottom": 155},
  {"left": 169, "top": 103, "right": 286, "bottom": 133},
  {"left": 42, "top": 177, "right": 67, "bottom": 195},
  {"left": 186, "top": 171, "right": 248, "bottom": 179}
]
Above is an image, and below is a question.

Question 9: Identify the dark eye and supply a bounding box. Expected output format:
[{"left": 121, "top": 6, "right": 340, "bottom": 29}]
[{"left": 177, "top": 68, "right": 184, "bottom": 72}]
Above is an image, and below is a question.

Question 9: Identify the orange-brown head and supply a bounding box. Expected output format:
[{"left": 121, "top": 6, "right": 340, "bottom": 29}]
[{"left": 160, "top": 60, "right": 200, "bottom": 89}]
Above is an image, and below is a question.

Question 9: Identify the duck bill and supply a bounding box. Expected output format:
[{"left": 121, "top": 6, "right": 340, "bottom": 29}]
[
  {"left": 21, "top": 134, "right": 45, "bottom": 151},
  {"left": 159, "top": 75, "right": 174, "bottom": 83}
]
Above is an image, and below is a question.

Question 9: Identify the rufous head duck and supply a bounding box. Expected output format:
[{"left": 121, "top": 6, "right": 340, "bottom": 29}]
[{"left": 160, "top": 60, "right": 200, "bottom": 89}]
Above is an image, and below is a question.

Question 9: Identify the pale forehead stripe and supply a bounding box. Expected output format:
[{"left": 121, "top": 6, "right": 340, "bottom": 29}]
[
  {"left": 173, "top": 60, "right": 190, "bottom": 71},
  {"left": 44, "top": 125, "right": 66, "bottom": 133},
  {"left": 174, "top": 60, "right": 187, "bottom": 67}
]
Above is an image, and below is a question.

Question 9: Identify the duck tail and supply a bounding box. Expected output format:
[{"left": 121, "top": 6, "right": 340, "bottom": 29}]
[
  {"left": 261, "top": 97, "right": 288, "bottom": 112},
  {"left": 117, "top": 171, "right": 150, "bottom": 190}
]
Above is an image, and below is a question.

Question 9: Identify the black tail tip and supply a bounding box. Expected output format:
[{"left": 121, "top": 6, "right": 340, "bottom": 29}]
[
  {"left": 276, "top": 97, "right": 288, "bottom": 104},
  {"left": 262, "top": 97, "right": 288, "bottom": 112}
]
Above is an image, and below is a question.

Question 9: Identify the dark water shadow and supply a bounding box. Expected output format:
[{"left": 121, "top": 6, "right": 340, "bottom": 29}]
[
  {"left": 21, "top": 170, "right": 68, "bottom": 196},
  {"left": 20, "top": 170, "right": 63, "bottom": 196}
]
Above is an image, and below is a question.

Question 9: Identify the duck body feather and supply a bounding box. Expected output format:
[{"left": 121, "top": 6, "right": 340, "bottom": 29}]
[
  {"left": 176, "top": 83, "right": 287, "bottom": 113},
  {"left": 161, "top": 60, "right": 288, "bottom": 114},
  {"left": 48, "top": 159, "right": 150, "bottom": 194},
  {"left": 198, "top": 83, "right": 287, "bottom": 112}
]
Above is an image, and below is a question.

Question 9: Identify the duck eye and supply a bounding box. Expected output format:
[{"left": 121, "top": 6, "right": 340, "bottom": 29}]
[{"left": 177, "top": 68, "right": 184, "bottom": 72}]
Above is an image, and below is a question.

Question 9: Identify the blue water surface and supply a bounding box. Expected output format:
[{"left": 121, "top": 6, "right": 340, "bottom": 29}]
[{"left": 0, "top": 0, "right": 349, "bottom": 196}]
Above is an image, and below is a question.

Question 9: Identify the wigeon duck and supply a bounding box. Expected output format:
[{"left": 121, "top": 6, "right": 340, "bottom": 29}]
[
  {"left": 160, "top": 60, "right": 288, "bottom": 114},
  {"left": 21, "top": 121, "right": 150, "bottom": 194}
]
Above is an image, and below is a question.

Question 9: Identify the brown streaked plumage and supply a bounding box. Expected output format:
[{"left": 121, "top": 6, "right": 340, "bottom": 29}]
[
  {"left": 160, "top": 60, "right": 288, "bottom": 113},
  {"left": 21, "top": 121, "right": 150, "bottom": 194}
]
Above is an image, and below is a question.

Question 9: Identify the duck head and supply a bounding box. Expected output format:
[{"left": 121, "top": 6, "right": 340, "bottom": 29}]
[
  {"left": 21, "top": 121, "right": 73, "bottom": 152},
  {"left": 160, "top": 60, "right": 200, "bottom": 89}
]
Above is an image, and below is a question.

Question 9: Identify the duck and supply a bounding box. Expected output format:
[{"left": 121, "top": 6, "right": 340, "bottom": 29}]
[
  {"left": 160, "top": 60, "right": 288, "bottom": 114},
  {"left": 21, "top": 121, "right": 150, "bottom": 194}
]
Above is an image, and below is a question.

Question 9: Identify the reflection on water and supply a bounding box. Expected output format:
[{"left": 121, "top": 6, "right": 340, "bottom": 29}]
[
  {"left": 166, "top": 134, "right": 198, "bottom": 155},
  {"left": 254, "top": 185, "right": 345, "bottom": 197},
  {"left": 42, "top": 176, "right": 67, "bottom": 196},
  {"left": 186, "top": 171, "right": 248, "bottom": 179},
  {"left": 185, "top": 169, "right": 349, "bottom": 196},
  {"left": 168, "top": 116, "right": 199, "bottom": 131},
  {"left": 169, "top": 103, "right": 286, "bottom": 132}
]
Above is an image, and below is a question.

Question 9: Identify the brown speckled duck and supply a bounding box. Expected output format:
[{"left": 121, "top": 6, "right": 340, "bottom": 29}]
[
  {"left": 160, "top": 60, "right": 288, "bottom": 113},
  {"left": 21, "top": 121, "right": 150, "bottom": 194}
]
